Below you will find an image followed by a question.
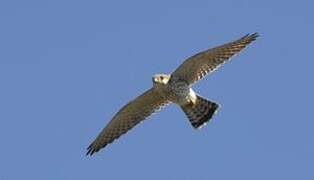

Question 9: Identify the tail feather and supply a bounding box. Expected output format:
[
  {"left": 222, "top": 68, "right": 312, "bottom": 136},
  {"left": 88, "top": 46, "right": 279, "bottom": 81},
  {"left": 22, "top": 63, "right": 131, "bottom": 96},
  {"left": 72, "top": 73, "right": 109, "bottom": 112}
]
[{"left": 181, "top": 95, "right": 219, "bottom": 128}]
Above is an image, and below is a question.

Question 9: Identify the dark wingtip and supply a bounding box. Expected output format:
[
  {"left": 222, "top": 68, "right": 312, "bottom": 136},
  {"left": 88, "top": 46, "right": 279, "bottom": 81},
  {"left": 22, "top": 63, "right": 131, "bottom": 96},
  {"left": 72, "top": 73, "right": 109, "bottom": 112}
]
[
  {"left": 86, "top": 150, "right": 93, "bottom": 156},
  {"left": 86, "top": 143, "right": 107, "bottom": 156},
  {"left": 86, "top": 144, "right": 95, "bottom": 156},
  {"left": 241, "top": 32, "right": 259, "bottom": 41},
  {"left": 248, "top": 32, "right": 259, "bottom": 40}
]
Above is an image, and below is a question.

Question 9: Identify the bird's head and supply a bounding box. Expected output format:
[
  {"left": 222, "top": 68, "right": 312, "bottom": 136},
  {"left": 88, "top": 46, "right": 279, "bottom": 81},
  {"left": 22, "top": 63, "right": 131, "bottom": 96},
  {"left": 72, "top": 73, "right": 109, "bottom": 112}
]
[{"left": 152, "top": 74, "right": 171, "bottom": 85}]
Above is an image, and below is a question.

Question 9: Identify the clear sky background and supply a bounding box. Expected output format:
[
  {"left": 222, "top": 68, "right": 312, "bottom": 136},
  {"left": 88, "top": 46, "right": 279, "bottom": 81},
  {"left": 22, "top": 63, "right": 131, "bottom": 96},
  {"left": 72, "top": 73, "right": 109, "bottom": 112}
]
[{"left": 0, "top": 0, "right": 313, "bottom": 179}]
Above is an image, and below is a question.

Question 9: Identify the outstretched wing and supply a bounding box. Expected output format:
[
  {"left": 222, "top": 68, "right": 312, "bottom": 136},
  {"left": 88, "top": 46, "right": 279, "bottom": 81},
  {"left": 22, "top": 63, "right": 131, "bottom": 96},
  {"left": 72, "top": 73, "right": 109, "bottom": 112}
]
[
  {"left": 87, "top": 88, "right": 169, "bottom": 155},
  {"left": 172, "top": 33, "right": 258, "bottom": 85}
]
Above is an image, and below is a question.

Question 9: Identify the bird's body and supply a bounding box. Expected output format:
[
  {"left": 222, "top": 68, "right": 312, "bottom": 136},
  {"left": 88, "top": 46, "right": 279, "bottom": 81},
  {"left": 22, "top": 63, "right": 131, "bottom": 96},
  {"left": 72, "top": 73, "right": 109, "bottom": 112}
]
[
  {"left": 87, "top": 33, "right": 259, "bottom": 155},
  {"left": 153, "top": 74, "right": 194, "bottom": 106}
]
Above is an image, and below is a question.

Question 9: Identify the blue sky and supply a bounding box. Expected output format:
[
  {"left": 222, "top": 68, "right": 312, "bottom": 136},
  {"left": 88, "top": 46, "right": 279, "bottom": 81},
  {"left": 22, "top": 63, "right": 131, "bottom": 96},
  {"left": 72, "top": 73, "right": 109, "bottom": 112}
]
[{"left": 1, "top": 0, "right": 313, "bottom": 179}]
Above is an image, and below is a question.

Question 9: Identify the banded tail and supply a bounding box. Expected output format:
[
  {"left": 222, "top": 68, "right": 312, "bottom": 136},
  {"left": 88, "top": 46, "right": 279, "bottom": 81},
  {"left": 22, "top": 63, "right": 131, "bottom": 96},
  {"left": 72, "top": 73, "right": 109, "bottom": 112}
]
[{"left": 181, "top": 95, "right": 219, "bottom": 128}]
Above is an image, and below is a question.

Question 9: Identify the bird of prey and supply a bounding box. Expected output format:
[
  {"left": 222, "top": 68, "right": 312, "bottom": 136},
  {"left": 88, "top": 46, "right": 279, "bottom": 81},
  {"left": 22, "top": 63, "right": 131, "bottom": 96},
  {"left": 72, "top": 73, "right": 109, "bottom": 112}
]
[{"left": 87, "top": 33, "right": 258, "bottom": 155}]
